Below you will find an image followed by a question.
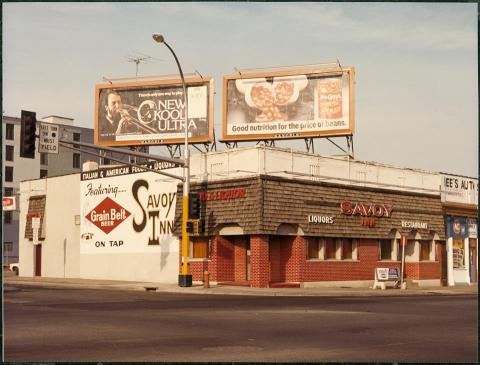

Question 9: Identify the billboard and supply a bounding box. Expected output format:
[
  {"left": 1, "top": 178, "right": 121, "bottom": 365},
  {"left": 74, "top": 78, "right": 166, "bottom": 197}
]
[
  {"left": 80, "top": 164, "right": 178, "bottom": 254},
  {"left": 222, "top": 66, "right": 355, "bottom": 142},
  {"left": 95, "top": 77, "right": 214, "bottom": 146}
]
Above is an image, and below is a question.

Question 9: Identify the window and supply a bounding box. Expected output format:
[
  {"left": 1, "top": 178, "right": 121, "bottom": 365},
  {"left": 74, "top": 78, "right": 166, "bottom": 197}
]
[
  {"left": 379, "top": 239, "right": 393, "bottom": 260},
  {"left": 40, "top": 169, "right": 48, "bottom": 178},
  {"left": 4, "top": 242, "right": 13, "bottom": 253},
  {"left": 73, "top": 132, "right": 80, "bottom": 148},
  {"left": 4, "top": 187, "right": 13, "bottom": 196},
  {"left": 420, "top": 240, "right": 433, "bottom": 261},
  {"left": 5, "top": 145, "right": 14, "bottom": 161},
  {"left": 4, "top": 211, "right": 12, "bottom": 224},
  {"left": 5, "top": 124, "right": 14, "bottom": 140},
  {"left": 73, "top": 153, "right": 80, "bottom": 169},
  {"left": 40, "top": 153, "right": 48, "bottom": 165},
  {"left": 342, "top": 238, "right": 353, "bottom": 259},
  {"left": 103, "top": 157, "right": 110, "bottom": 165},
  {"left": 308, "top": 237, "right": 358, "bottom": 260},
  {"left": 307, "top": 238, "right": 321, "bottom": 259},
  {"left": 5, "top": 166, "right": 13, "bottom": 182},
  {"left": 192, "top": 237, "right": 209, "bottom": 259},
  {"left": 325, "top": 238, "right": 337, "bottom": 259}
]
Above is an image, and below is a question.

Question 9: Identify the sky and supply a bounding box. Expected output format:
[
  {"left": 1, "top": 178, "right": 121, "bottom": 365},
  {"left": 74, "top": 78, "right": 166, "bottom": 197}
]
[{"left": 2, "top": 2, "right": 478, "bottom": 177}]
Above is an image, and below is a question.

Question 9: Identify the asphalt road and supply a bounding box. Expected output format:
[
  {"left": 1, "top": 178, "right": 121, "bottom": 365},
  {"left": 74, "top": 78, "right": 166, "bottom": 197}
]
[{"left": 3, "top": 285, "right": 478, "bottom": 362}]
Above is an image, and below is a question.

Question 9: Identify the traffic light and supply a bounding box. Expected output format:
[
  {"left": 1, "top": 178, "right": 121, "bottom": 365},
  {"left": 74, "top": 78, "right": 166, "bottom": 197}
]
[
  {"left": 186, "top": 221, "right": 194, "bottom": 234},
  {"left": 199, "top": 219, "right": 206, "bottom": 234},
  {"left": 188, "top": 192, "right": 201, "bottom": 220},
  {"left": 20, "top": 110, "right": 37, "bottom": 158}
]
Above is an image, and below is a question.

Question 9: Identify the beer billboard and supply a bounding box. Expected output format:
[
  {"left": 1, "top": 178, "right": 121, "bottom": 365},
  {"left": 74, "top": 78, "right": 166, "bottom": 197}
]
[
  {"left": 222, "top": 66, "right": 355, "bottom": 142},
  {"left": 95, "top": 77, "right": 214, "bottom": 146}
]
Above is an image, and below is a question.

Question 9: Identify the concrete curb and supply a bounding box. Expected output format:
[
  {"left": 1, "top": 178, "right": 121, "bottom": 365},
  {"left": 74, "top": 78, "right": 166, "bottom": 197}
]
[{"left": 4, "top": 277, "right": 478, "bottom": 297}]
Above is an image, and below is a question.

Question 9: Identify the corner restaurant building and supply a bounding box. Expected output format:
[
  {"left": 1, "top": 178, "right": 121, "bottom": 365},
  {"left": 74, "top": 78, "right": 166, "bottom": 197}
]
[
  {"left": 183, "top": 174, "right": 445, "bottom": 288},
  {"left": 20, "top": 147, "right": 470, "bottom": 288}
]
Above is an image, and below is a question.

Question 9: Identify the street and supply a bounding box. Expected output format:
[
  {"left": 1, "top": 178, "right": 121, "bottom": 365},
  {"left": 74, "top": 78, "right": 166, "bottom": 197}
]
[{"left": 4, "top": 284, "right": 478, "bottom": 362}]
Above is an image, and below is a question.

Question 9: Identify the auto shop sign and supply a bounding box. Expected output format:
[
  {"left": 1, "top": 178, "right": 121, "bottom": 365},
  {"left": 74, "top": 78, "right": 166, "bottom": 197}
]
[
  {"left": 441, "top": 174, "right": 478, "bottom": 205},
  {"left": 80, "top": 164, "right": 178, "bottom": 254}
]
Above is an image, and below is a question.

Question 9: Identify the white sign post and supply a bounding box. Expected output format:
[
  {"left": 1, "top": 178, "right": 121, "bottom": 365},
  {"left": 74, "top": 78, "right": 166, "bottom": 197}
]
[{"left": 39, "top": 123, "right": 59, "bottom": 154}]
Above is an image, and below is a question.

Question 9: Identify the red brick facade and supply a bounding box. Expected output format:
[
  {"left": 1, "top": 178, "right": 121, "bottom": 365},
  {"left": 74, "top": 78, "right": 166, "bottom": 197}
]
[{"left": 188, "top": 235, "right": 442, "bottom": 287}]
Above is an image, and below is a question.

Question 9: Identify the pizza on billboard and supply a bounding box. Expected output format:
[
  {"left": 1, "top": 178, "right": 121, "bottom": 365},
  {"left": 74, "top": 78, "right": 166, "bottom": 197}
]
[
  {"left": 222, "top": 66, "right": 355, "bottom": 142},
  {"left": 95, "top": 77, "right": 214, "bottom": 147}
]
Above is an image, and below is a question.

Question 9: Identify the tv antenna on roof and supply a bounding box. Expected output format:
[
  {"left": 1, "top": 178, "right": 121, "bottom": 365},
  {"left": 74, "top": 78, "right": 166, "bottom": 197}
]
[{"left": 126, "top": 51, "right": 163, "bottom": 80}]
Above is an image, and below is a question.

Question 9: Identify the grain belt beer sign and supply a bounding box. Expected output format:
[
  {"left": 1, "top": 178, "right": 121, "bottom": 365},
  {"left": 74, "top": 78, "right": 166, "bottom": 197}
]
[
  {"left": 80, "top": 164, "right": 178, "bottom": 254},
  {"left": 222, "top": 66, "right": 355, "bottom": 142},
  {"left": 95, "top": 77, "right": 214, "bottom": 147}
]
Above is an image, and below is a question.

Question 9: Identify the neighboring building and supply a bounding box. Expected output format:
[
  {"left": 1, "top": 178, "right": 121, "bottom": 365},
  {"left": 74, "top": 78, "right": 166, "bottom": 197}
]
[
  {"left": 18, "top": 146, "right": 477, "bottom": 288},
  {"left": 440, "top": 173, "right": 478, "bottom": 286},
  {"left": 3, "top": 116, "right": 40, "bottom": 265},
  {"left": 2, "top": 114, "right": 148, "bottom": 265}
]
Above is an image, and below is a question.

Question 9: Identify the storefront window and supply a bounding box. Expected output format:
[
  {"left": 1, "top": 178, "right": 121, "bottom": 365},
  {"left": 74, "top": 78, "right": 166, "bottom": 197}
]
[
  {"left": 192, "top": 237, "right": 209, "bottom": 259},
  {"left": 453, "top": 239, "right": 465, "bottom": 269},
  {"left": 308, "top": 237, "right": 358, "bottom": 260},
  {"left": 307, "top": 238, "right": 320, "bottom": 259},
  {"left": 342, "top": 238, "right": 353, "bottom": 259},
  {"left": 379, "top": 239, "right": 392, "bottom": 260},
  {"left": 325, "top": 238, "right": 337, "bottom": 259},
  {"left": 420, "top": 240, "right": 433, "bottom": 261}
]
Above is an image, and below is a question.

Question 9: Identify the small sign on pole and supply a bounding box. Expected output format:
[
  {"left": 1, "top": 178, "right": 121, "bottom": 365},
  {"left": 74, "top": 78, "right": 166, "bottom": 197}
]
[
  {"left": 39, "top": 123, "right": 59, "bottom": 154},
  {"left": 32, "top": 217, "right": 41, "bottom": 245},
  {"left": 2, "top": 197, "right": 16, "bottom": 211}
]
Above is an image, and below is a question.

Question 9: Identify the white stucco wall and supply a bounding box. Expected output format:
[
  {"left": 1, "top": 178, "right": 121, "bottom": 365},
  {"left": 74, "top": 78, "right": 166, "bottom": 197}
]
[
  {"left": 190, "top": 146, "right": 443, "bottom": 195},
  {"left": 42, "top": 174, "right": 81, "bottom": 278}
]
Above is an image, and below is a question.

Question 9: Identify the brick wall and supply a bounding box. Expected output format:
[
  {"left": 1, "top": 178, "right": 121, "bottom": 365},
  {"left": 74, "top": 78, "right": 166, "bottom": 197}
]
[
  {"left": 234, "top": 237, "right": 247, "bottom": 281},
  {"left": 213, "top": 236, "right": 235, "bottom": 282},
  {"left": 189, "top": 234, "right": 442, "bottom": 285},
  {"left": 250, "top": 235, "right": 269, "bottom": 287},
  {"left": 269, "top": 236, "right": 283, "bottom": 282},
  {"left": 189, "top": 258, "right": 210, "bottom": 281},
  {"left": 187, "top": 236, "right": 237, "bottom": 282}
]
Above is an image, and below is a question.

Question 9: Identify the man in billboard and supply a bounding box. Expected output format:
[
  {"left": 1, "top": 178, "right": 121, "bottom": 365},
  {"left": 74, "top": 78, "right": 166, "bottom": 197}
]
[{"left": 101, "top": 90, "right": 140, "bottom": 137}]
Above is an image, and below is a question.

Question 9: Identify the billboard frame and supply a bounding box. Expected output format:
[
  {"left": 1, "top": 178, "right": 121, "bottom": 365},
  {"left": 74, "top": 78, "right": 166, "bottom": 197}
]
[
  {"left": 221, "top": 66, "right": 355, "bottom": 142},
  {"left": 94, "top": 77, "right": 214, "bottom": 147}
]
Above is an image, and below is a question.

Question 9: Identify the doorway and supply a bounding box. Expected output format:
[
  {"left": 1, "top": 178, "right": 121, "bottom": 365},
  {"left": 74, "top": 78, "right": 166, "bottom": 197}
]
[
  {"left": 440, "top": 242, "right": 448, "bottom": 286},
  {"left": 469, "top": 241, "right": 476, "bottom": 283},
  {"left": 34, "top": 244, "right": 42, "bottom": 276}
]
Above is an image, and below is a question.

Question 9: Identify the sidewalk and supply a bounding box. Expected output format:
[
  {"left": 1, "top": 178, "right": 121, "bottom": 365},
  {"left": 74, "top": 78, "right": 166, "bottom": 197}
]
[{"left": 3, "top": 274, "right": 478, "bottom": 297}]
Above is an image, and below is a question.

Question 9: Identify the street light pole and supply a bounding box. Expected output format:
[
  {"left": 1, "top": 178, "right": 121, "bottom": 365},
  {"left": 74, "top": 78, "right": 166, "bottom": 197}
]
[{"left": 152, "top": 33, "right": 192, "bottom": 287}]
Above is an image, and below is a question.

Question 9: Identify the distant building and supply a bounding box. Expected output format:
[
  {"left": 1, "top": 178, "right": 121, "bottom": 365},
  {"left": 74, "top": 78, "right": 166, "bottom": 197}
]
[{"left": 2, "top": 114, "right": 148, "bottom": 265}]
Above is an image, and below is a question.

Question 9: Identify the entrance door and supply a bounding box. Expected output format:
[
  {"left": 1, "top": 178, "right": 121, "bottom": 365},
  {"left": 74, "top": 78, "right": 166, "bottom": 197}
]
[
  {"left": 34, "top": 244, "right": 42, "bottom": 276},
  {"left": 246, "top": 240, "right": 251, "bottom": 281}
]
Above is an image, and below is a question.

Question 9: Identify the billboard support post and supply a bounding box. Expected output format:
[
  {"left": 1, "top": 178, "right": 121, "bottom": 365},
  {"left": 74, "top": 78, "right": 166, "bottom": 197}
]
[{"left": 153, "top": 33, "right": 192, "bottom": 287}]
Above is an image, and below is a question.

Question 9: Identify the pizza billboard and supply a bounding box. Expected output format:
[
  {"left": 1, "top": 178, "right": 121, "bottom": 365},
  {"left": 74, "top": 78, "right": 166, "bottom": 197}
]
[
  {"left": 222, "top": 66, "right": 355, "bottom": 142},
  {"left": 95, "top": 77, "right": 214, "bottom": 146}
]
